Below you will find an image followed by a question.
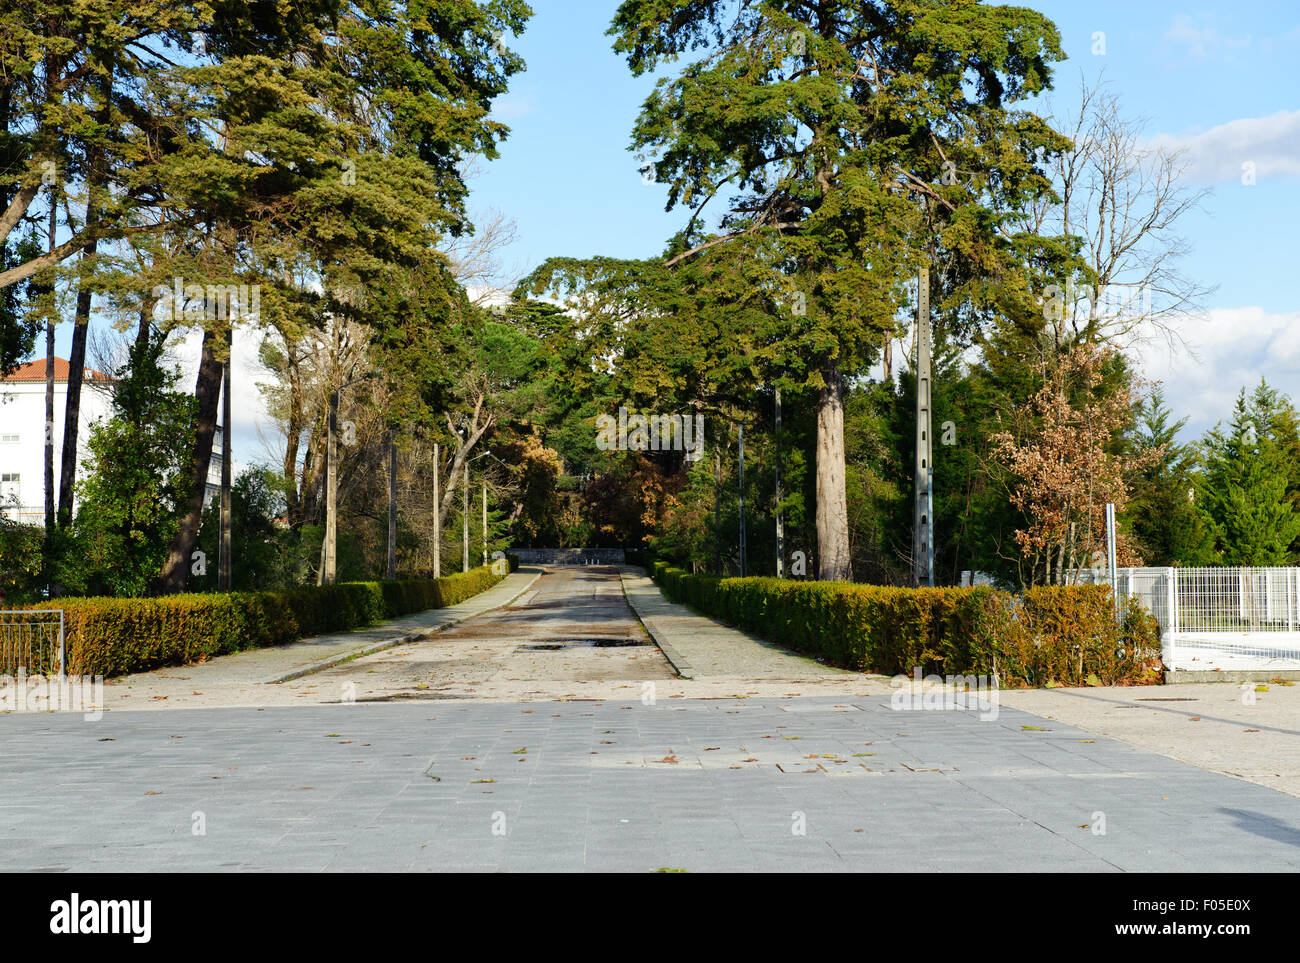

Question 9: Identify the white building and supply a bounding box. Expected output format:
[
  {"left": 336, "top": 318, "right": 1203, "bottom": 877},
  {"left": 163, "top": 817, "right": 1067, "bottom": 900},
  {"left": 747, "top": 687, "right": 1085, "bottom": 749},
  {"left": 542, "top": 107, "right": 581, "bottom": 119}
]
[
  {"left": 0, "top": 359, "right": 226, "bottom": 525},
  {"left": 1, "top": 359, "right": 227, "bottom": 525},
  {"left": 0, "top": 359, "right": 115, "bottom": 524}
]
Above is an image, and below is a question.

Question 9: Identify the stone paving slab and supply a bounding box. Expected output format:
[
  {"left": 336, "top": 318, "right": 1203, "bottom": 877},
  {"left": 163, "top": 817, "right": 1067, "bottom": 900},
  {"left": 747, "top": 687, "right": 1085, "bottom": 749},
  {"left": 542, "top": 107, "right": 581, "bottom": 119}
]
[
  {"left": 619, "top": 568, "right": 854, "bottom": 680},
  {"left": 2, "top": 696, "right": 1297, "bottom": 872}
]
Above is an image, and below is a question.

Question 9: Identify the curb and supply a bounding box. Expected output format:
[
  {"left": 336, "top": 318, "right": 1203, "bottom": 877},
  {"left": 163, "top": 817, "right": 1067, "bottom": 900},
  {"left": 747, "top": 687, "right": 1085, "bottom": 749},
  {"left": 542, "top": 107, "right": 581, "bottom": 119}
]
[
  {"left": 268, "top": 569, "right": 543, "bottom": 684},
  {"left": 618, "top": 567, "right": 695, "bottom": 680},
  {"left": 1164, "top": 668, "right": 1300, "bottom": 684}
]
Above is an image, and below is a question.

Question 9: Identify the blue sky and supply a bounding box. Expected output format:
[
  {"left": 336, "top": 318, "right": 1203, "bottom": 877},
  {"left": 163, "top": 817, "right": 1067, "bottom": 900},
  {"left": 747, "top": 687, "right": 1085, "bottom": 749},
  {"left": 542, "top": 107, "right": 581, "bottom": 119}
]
[
  {"left": 478, "top": 2, "right": 1300, "bottom": 304},
  {"left": 471, "top": 1, "right": 1300, "bottom": 440}
]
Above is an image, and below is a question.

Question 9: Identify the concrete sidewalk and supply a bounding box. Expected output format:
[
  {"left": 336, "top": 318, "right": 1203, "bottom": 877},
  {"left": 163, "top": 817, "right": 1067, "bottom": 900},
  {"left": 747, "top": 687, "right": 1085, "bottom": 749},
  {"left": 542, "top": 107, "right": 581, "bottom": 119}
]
[
  {"left": 101, "top": 568, "right": 542, "bottom": 700},
  {"left": 619, "top": 567, "right": 855, "bottom": 680},
  {"left": 1001, "top": 682, "right": 1300, "bottom": 797}
]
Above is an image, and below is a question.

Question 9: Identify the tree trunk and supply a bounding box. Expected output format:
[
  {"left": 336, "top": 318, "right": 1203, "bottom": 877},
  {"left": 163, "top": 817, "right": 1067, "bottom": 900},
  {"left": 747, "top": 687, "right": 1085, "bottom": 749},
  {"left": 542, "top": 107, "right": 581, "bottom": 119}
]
[
  {"left": 815, "top": 362, "right": 852, "bottom": 581},
  {"left": 57, "top": 240, "right": 94, "bottom": 528},
  {"left": 57, "top": 68, "right": 108, "bottom": 530},
  {"left": 158, "top": 324, "right": 227, "bottom": 592},
  {"left": 276, "top": 345, "right": 303, "bottom": 525}
]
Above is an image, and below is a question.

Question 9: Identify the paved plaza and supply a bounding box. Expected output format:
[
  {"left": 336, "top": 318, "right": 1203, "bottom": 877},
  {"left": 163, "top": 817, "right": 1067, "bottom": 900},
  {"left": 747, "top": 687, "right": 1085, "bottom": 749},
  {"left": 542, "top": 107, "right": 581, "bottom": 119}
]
[{"left": 2, "top": 566, "right": 1299, "bottom": 872}]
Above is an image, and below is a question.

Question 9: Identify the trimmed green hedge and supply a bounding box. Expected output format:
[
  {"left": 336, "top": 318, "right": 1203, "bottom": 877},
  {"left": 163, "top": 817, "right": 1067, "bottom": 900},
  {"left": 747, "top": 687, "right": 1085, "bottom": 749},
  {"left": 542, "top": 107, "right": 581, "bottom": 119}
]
[
  {"left": 649, "top": 562, "right": 1163, "bottom": 687},
  {"left": 22, "top": 566, "right": 505, "bottom": 678}
]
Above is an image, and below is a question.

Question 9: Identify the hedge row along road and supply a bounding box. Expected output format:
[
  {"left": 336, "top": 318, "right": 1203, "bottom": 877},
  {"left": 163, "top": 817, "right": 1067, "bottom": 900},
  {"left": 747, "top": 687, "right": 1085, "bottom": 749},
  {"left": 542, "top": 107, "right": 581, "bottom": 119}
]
[
  {"left": 98, "top": 566, "right": 878, "bottom": 709},
  {"left": 85, "top": 562, "right": 1168, "bottom": 709}
]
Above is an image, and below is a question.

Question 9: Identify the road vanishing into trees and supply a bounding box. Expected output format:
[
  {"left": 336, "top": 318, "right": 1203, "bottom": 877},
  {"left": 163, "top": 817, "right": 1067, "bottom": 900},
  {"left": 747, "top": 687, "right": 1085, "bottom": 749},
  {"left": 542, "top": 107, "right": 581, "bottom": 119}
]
[{"left": 304, "top": 566, "right": 678, "bottom": 701}]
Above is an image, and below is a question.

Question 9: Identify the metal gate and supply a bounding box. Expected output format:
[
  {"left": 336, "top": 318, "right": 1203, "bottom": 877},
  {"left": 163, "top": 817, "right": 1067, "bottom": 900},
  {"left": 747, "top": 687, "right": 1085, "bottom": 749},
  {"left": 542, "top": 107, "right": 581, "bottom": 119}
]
[{"left": 0, "top": 609, "right": 65, "bottom": 677}]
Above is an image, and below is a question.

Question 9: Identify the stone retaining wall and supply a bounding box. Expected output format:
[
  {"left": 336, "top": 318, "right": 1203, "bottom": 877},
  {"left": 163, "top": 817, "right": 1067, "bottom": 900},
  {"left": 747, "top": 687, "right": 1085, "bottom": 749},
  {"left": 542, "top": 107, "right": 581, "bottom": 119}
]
[{"left": 510, "top": 548, "right": 626, "bottom": 565}]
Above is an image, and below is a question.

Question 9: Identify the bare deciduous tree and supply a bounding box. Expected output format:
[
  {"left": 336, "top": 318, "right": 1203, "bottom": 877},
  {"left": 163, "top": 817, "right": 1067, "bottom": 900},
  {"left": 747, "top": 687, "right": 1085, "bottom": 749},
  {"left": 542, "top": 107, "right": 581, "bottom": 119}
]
[{"left": 1015, "top": 79, "right": 1215, "bottom": 351}]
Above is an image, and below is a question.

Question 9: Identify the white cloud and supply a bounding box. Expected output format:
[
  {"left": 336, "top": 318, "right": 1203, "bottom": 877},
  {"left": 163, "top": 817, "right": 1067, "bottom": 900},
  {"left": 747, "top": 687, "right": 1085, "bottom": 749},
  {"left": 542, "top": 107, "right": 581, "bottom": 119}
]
[
  {"left": 489, "top": 92, "right": 537, "bottom": 122},
  {"left": 1163, "top": 12, "right": 1251, "bottom": 63},
  {"left": 1133, "top": 306, "right": 1300, "bottom": 439},
  {"left": 1145, "top": 109, "right": 1300, "bottom": 183}
]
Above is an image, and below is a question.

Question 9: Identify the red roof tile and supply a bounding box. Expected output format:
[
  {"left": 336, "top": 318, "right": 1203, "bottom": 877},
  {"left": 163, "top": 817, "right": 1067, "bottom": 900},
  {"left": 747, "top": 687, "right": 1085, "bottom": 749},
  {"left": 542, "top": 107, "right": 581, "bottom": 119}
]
[{"left": 1, "top": 358, "right": 114, "bottom": 383}]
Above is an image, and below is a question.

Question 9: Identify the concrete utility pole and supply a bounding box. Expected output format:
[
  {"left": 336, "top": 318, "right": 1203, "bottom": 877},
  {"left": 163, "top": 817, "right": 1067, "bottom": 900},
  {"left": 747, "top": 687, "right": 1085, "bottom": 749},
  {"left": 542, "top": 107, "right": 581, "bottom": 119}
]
[
  {"left": 1105, "top": 502, "right": 1118, "bottom": 618},
  {"left": 219, "top": 360, "right": 232, "bottom": 591},
  {"left": 387, "top": 432, "right": 397, "bottom": 580},
  {"left": 322, "top": 385, "right": 339, "bottom": 585},
  {"left": 482, "top": 483, "right": 488, "bottom": 566},
  {"left": 775, "top": 389, "right": 784, "bottom": 578},
  {"left": 714, "top": 450, "right": 722, "bottom": 573},
  {"left": 913, "top": 267, "right": 934, "bottom": 588},
  {"left": 738, "top": 423, "right": 747, "bottom": 577},
  {"left": 432, "top": 442, "right": 440, "bottom": 578},
  {"left": 321, "top": 371, "right": 378, "bottom": 585},
  {"left": 462, "top": 463, "right": 470, "bottom": 572}
]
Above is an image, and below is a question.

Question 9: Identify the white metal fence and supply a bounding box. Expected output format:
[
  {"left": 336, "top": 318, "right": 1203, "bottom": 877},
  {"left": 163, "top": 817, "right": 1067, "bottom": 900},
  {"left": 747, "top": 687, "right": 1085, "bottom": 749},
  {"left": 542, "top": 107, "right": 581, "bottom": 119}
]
[
  {"left": 1089, "top": 567, "right": 1300, "bottom": 671},
  {"left": 0, "top": 609, "right": 65, "bottom": 677}
]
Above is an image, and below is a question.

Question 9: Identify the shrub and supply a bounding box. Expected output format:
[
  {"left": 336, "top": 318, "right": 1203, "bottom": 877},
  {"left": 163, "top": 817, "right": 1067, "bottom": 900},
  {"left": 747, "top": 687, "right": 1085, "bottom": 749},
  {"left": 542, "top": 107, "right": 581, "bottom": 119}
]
[
  {"left": 648, "top": 564, "right": 1163, "bottom": 687},
  {"left": 18, "top": 566, "right": 505, "bottom": 677}
]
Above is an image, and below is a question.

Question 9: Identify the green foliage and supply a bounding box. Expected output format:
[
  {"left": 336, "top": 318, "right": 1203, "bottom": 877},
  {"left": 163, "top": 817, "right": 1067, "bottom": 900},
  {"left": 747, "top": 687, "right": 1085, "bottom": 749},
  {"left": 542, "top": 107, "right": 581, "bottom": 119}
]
[
  {"left": 605, "top": 0, "right": 1072, "bottom": 388},
  {"left": 1128, "top": 388, "right": 1216, "bottom": 566},
  {"left": 649, "top": 562, "right": 1162, "bottom": 688},
  {"left": 0, "top": 521, "right": 43, "bottom": 604},
  {"left": 1197, "top": 382, "right": 1300, "bottom": 565},
  {"left": 75, "top": 340, "right": 196, "bottom": 596},
  {"left": 192, "top": 468, "right": 291, "bottom": 591},
  {"left": 16, "top": 565, "right": 505, "bottom": 677}
]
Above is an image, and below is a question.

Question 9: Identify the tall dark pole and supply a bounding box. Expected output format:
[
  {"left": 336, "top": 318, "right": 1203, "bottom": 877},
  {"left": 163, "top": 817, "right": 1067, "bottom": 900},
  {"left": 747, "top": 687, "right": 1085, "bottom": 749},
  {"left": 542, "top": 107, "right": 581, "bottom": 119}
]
[
  {"left": 913, "top": 267, "right": 934, "bottom": 587},
  {"left": 775, "top": 389, "right": 784, "bottom": 578},
  {"left": 738, "top": 423, "right": 746, "bottom": 577},
  {"left": 219, "top": 360, "right": 232, "bottom": 590},
  {"left": 387, "top": 431, "right": 397, "bottom": 580},
  {"left": 42, "top": 195, "right": 56, "bottom": 592}
]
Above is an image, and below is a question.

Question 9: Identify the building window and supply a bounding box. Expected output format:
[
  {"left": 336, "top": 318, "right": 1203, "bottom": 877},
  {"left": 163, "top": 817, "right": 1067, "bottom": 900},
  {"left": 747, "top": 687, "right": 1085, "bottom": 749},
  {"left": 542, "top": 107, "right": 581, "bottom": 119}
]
[{"left": 0, "top": 473, "right": 18, "bottom": 517}]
